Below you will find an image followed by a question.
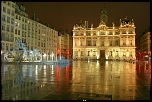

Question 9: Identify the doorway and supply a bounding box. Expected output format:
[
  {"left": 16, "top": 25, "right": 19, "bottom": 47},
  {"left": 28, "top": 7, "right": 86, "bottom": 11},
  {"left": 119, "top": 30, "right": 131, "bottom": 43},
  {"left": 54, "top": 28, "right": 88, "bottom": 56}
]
[{"left": 100, "top": 50, "right": 105, "bottom": 60}]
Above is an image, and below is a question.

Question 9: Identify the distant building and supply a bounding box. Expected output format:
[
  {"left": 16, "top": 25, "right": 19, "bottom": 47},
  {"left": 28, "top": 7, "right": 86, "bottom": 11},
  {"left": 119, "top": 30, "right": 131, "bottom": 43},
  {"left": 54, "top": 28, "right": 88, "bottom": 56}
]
[
  {"left": 72, "top": 6, "right": 136, "bottom": 61},
  {"left": 136, "top": 27, "right": 151, "bottom": 61},
  {"left": 1, "top": 1, "right": 58, "bottom": 61},
  {"left": 57, "top": 30, "right": 69, "bottom": 59}
]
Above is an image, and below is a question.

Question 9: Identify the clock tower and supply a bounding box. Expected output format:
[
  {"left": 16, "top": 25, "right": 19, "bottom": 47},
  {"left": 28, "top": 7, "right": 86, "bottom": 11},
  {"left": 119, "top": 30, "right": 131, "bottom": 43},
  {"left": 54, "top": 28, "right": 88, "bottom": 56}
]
[{"left": 100, "top": 4, "right": 108, "bottom": 26}]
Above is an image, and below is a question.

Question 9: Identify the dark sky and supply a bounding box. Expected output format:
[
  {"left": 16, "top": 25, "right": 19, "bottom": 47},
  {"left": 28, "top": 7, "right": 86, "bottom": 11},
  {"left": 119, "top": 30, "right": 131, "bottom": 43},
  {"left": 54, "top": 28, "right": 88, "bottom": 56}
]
[{"left": 16, "top": 2, "right": 150, "bottom": 38}]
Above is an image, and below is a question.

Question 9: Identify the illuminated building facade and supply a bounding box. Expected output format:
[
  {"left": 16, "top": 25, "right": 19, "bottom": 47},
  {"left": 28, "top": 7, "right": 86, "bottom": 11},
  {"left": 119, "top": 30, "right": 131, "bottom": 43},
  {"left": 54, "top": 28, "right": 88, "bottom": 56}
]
[
  {"left": 136, "top": 27, "right": 151, "bottom": 61},
  {"left": 1, "top": 1, "right": 16, "bottom": 53},
  {"left": 57, "top": 30, "right": 70, "bottom": 59},
  {"left": 72, "top": 7, "right": 136, "bottom": 61},
  {"left": 1, "top": 1, "right": 58, "bottom": 61}
]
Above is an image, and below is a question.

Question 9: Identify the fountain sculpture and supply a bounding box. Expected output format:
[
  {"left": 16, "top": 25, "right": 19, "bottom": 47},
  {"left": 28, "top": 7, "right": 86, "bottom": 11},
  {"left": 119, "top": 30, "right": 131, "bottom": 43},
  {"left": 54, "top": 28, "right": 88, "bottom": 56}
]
[{"left": 2, "top": 38, "right": 70, "bottom": 65}]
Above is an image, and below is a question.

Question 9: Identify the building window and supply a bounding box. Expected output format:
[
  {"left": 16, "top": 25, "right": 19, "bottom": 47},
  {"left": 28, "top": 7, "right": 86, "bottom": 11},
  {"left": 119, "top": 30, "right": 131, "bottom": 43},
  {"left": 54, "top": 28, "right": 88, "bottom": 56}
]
[
  {"left": 15, "top": 37, "right": 17, "bottom": 41},
  {"left": 22, "top": 18, "right": 24, "bottom": 22},
  {"left": 75, "top": 51, "right": 78, "bottom": 56},
  {"left": 22, "top": 31, "right": 24, "bottom": 37},
  {"left": 88, "top": 51, "right": 90, "bottom": 56},
  {"left": 116, "top": 51, "right": 118, "bottom": 56},
  {"left": 2, "top": 24, "right": 5, "bottom": 31},
  {"left": 110, "top": 41, "right": 112, "bottom": 46},
  {"left": 10, "top": 18, "right": 14, "bottom": 25},
  {"left": 11, "top": 26, "right": 14, "bottom": 33},
  {"left": 41, "top": 43, "right": 43, "bottom": 47},
  {"left": 25, "top": 19, "right": 27, "bottom": 23},
  {"left": 8, "top": 2, "right": 11, "bottom": 6},
  {"left": 81, "top": 51, "right": 83, "bottom": 56},
  {"left": 1, "top": 33, "right": 5, "bottom": 40},
  {"left": 130, "top": 40, "right": 132, "bottom": 46},
  {"left": 110, "top": 51, "right": 112, "bottom": 56},
  {"left": 115, "top": 40, "right": 119, "bottom": 46},
  {"left": 101, "top": 41, "right": 104, "bottom": 46},
  {"left": 12, "top": 4, "right": 14, "bottom": 8},
  {"left": 18, "top": 30, "right": 20, "bottom": 35},
  {"left": 6, "top": 34, "right": 9, "bottom": 41},
  {"left": 6, "top": 44, "right": 8, "bottom": 50},
  {"left": 16, "top": 15, "right": 18, "bottom": 19},
  {"left": 123, "top": 40, "right": 126, "bottom": 45},
  {"left": 7, "top": 9, "right": 10, "bottom": 14},
  {"left": 10, "top": 44, "right": 13, "bottom": 51},
  {"left": 2, "top": 43, "right": 4, "bottom": 50},
  {"left": 15, "top": 29, "right": 17, "bottom": 34},
  {"left": 22, "top": 24, "right": 24, "bottom": 30},
  {"left": 11, "top": 10, "right": 14, "bottom": 16},
  {"left": 2, "top": 15, "right": 6, "bottom": 21},
  {"left": 7, "top": 25, "right": 10, "bottom": 32},
  {"left": 7, "top": 16, "right": 10, "bottom": 23},
  {"left": 3, "top": 7, "right": 6, "bottom": 13},
  {"left": 19, "top": 16, "right": 21, "bottom": 20},
  {"left": 87, "top": 40, "right": 91, "bottom": 46}
]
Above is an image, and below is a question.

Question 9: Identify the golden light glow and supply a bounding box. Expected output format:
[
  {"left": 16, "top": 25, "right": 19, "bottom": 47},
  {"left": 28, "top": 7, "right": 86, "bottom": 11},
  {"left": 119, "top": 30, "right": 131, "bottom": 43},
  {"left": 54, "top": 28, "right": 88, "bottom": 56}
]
[
  {"left": 98, "top": 31, "right": 99, "bottom": 35},
  {"left": 106, "top": 56, "right": 108, "bottom": 59},
  {"left": 106, "top": 31, "right": 108, "bottom": 35}
]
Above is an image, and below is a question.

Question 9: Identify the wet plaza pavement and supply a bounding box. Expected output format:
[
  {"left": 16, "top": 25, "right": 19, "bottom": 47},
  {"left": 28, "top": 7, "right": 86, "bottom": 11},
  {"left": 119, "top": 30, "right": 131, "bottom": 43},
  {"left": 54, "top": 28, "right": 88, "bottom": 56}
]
[{"left": 1, "top": 60, "right": 151, "bottom": 100}]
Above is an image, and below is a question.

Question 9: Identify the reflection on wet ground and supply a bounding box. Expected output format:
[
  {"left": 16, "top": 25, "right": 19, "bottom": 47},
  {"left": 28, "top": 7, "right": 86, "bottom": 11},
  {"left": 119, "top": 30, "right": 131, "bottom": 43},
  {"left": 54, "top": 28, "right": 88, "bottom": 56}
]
[{"left": 1, "top": 60, "right": 151, "bottom": 100}]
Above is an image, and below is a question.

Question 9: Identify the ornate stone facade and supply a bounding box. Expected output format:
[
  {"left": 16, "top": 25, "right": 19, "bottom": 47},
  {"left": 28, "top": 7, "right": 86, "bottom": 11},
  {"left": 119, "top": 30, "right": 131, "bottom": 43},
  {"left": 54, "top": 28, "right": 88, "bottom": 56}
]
[{"left": 72, "top": 7, "right": 136, "bottom": 61}]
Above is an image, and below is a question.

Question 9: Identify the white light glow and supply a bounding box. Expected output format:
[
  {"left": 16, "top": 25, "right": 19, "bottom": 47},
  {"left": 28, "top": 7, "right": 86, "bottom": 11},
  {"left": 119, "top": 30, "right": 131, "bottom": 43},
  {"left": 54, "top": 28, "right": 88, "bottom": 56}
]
[
  {"left": 106, "top": 61, "right": 108, "bottom": 65},
  {"left": 106, "top": 31, "right": 108, "bottom": 35},
  {"left": 96, "top": 60, "right": 99, "bottom": 66},
  {"left": 43, "top": 54, "right": 46, "bottom": 56},
  {"left": 106, "top": 56, "right": 108, "bottom": 59},
  {"left": 96, "top": 53, "right": 99, "bottom": 59}
]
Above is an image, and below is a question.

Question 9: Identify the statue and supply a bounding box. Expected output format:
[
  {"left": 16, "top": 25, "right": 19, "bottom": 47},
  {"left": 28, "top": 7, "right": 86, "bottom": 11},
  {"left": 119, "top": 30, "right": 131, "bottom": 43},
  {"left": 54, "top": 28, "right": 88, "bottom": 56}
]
[
  {"left": 28, "top": 50, "right": 33, "bottom": 61},
  {"left": 112, "top": 22, "right": 115, "bottom": 27},
  {"left": 4, "top": 53, "right": 8, "bottom": 61},
  {"left": 22, "top": 50, "right": 27, "bottom": 60}
]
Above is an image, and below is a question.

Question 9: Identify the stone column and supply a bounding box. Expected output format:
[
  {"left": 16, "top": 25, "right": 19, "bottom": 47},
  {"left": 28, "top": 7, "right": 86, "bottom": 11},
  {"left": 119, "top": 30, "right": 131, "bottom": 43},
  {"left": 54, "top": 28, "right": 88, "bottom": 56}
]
[
  {"left": 126, "top": 36, "right": 128, "bottom": 46},
  {"left": 73, "top": 38, "right": 75, "bottom": 47}
]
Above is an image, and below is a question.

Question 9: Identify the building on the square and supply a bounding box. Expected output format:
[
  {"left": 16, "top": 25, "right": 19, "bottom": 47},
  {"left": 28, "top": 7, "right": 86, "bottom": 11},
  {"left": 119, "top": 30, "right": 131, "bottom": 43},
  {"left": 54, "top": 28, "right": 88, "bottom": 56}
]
[
  {"left": 57, "top": 30, "right": 69, "bottom": 59},
  {"left": 1, "top": 1, "right": 16, "bottom": 53},
  {"left": 1, "top": 1, "right": 58, "bottom": 61},
  {"left": 136, "top": 27, "right": 151, "bottom": 61},
  {"left": 72, "top": 6, "right": 136, "bottom": 61}
]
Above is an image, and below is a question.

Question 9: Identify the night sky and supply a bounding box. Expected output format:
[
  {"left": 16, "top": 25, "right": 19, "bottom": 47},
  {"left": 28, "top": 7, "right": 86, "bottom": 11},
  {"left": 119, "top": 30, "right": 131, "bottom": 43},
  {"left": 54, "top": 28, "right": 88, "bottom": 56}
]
[{"left": 16, "top": 2, "right": 150, "bottom": 38}]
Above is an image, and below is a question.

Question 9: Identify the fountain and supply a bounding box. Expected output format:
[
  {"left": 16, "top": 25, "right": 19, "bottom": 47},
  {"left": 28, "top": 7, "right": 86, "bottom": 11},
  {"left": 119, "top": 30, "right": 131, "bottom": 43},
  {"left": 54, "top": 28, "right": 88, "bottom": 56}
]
[{"left": 2, "top": 38, "right": 70, "bottom": 65}]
